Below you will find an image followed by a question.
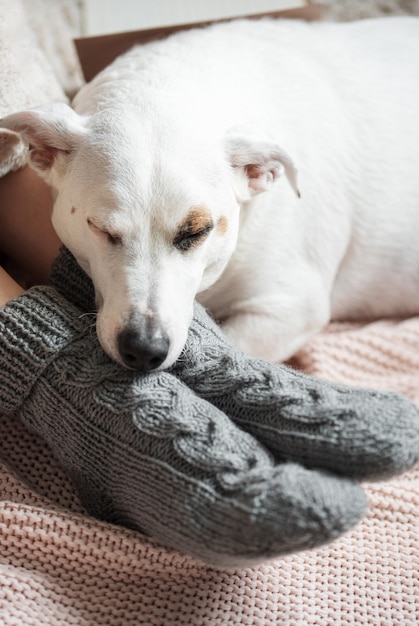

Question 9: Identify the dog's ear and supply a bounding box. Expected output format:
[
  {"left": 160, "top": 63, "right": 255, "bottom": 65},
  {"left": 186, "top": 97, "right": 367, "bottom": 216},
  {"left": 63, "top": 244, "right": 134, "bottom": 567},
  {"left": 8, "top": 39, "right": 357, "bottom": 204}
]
[
  {"left": 225, "top": 130, "right": 300, "bottom": 201},
  {"left": 0, "top": 102, "right": 86, "bottom": 181},
  {"left": 0, "top": 129, "right": 27, "bottom": 177}
]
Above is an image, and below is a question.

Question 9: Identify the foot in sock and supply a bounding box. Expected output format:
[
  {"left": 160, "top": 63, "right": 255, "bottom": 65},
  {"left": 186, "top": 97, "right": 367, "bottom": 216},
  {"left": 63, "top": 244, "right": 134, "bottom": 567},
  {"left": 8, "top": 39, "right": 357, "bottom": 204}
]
[
  {"left": 50, "top": 247, "right": 419, "bottom": 481},
  {"left": 172, "top": 304, "right": 419, "bottom": 480},
  {"left": 0, "top": 286, "right": 367, "bottom": 567}
]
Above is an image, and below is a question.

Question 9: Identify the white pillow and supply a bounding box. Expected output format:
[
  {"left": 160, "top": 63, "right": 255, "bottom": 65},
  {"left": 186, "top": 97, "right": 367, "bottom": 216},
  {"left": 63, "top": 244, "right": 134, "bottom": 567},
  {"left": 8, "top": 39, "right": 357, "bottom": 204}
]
[{"left": 0, "top": 0, "right": 67, "bottom": 175}]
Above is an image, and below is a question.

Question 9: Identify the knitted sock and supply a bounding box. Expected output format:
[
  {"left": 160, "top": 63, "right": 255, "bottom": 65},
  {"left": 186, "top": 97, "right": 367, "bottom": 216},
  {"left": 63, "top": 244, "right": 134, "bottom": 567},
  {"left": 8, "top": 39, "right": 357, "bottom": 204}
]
[
  {"left": 0, "top": 287, "right": 367, "bottom": 568},
  {"left": 50, "top": 247, "right": 419, "bottom": 481},
  {"left": 50, "top": 246, "right": 95, "bottom": 311},
  {"left": 172, "top": 304, "right": 419, "bottom": 481}
]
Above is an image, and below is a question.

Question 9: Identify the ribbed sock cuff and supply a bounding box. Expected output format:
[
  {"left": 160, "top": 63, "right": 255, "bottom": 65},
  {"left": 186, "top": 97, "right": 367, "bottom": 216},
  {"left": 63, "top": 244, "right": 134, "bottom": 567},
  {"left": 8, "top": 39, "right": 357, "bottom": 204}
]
[
  {"left": 49, "top": 246, "right": 95, "bottom": 311},
  {"left": 0, "top": 286, "right": 89, "bottom": 415}
]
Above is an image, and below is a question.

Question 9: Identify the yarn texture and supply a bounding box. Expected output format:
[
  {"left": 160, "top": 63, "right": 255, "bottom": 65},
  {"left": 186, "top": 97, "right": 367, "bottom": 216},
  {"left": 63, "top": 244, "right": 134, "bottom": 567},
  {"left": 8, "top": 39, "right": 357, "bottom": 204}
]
[{"left": 0, "top": 248, "right": 417, "bottom": 567}]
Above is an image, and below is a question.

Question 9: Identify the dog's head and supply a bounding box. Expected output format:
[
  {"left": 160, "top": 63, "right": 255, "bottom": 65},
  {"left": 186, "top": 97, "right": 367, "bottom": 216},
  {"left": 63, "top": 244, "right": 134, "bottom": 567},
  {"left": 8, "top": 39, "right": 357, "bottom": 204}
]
[{"left": 1, "top": 102, "right": 298, "bottom": 370}]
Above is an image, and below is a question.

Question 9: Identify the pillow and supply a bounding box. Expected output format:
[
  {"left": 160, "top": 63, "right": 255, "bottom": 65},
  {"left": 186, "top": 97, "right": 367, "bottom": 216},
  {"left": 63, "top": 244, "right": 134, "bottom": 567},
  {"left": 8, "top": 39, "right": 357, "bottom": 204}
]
[{"left": 0, "top": 0, "right": 67, "bottom": 176}]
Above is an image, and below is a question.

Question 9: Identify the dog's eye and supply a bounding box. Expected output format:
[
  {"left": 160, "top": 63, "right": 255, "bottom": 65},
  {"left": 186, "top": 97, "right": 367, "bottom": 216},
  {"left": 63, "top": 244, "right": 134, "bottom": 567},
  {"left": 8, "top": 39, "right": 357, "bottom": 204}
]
[
  {"left": 106, "top": 232, "right": 122, "bottom": 246},
  {"left": 88, "top": 218, "right": 122, "bottom": 246},
  {"left": 174, "top": 224, "right": 214, "bottom": 251}
]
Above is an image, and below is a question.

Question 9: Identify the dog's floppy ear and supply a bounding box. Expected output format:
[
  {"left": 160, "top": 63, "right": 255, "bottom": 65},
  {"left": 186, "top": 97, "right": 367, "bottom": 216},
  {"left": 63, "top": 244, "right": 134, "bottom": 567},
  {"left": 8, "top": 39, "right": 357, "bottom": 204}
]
[
  {"left": 0, "top": 102, "right": 86, "bottom": 180},
  {"left": 225, "top": 130, "right": 300, "bottom": 201},
  {"left": 0, "top": 129, "right": 27, "bottom": 177}
]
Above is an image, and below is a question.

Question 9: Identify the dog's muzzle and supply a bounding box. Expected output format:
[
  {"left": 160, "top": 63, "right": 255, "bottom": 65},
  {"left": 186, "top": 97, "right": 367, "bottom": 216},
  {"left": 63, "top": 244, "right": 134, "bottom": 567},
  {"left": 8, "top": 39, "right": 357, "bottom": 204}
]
[{"left": 118, "top": 312, "right": 170, "bottom": 371}]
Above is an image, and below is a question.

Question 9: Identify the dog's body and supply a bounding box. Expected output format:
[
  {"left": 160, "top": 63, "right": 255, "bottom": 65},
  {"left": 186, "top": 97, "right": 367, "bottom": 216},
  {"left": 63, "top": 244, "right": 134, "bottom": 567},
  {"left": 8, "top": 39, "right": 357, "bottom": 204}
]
[{"left": 2, "top": 17, "right": 419, "bottom": 369}]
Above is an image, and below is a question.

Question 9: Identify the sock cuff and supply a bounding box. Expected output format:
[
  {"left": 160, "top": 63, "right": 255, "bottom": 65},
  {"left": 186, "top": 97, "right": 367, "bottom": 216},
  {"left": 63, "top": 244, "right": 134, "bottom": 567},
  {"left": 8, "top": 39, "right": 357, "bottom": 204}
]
[
  {"left": 0, "top": 286, "right": 89, "bottom": 415},
  {"left": 49, "top": 246, "right": 95, "bottom": 311}
]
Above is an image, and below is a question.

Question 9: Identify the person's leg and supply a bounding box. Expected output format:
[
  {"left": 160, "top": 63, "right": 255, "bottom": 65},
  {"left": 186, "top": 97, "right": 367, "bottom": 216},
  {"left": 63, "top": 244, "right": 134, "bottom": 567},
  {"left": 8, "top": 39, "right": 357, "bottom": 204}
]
[
  {"left": 173, "top": 304, "right": 419, "bottom": 480},
  {"left": 0, "top": 166, "right": 61, "bottom": 284},
  {"left": 48, "top": 248, "right": 419, "bottom": 483},
  {"left": 0, "top": 285, "right": 366, "bottom": 567},
  {"left": 0, "top": 266, "right": 23, "bottom": 305}
]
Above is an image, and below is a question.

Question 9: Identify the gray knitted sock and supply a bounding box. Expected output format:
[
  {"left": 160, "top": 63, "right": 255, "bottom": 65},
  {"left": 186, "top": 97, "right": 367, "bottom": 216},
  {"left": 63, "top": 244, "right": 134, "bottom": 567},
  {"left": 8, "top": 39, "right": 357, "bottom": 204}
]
[
  {"left": 50, "top": 247, "right": 419, "bottom": 480},
  {"left": 0, "top": 287, "right": 367, "bottom": 567},
  {"left": 50, "top": 246, "right": 95, "bottom": 311},
  {"left": 172, "top": 304, "right": 419, "bottom": 481}
]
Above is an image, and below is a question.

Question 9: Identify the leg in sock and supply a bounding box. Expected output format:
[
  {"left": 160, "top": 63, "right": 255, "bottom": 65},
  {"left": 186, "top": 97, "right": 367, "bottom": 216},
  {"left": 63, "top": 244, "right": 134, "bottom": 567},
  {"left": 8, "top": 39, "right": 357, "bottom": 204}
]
[
  {"left": 0, "top": 287, "right": 367, "bottom": 567},
  {"left": 49, "top": 248, "right": 419, "bottom": 481},
  {"left": 171, "top": 304, "right": 419, "bottom": 480}
]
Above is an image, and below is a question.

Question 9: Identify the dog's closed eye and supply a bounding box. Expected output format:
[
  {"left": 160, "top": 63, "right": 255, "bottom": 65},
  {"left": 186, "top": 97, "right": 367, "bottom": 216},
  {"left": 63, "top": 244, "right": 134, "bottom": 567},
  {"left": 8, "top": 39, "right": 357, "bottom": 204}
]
[
  {"left": 174, "top": 207, "right": 214, "bottom": 252},
  {"left": 174, "top": 223, "right": 214, "bottom": 251},
  {"left": 87, "top": 217, "right": 122, "bottom": 246}
]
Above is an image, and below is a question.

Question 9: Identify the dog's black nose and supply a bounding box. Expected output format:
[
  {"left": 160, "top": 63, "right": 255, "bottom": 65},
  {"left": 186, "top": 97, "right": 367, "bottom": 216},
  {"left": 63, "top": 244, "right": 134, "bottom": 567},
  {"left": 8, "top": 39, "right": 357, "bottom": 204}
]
[{"left": 118, "top": 316, "right": 170, "bottom": 371}]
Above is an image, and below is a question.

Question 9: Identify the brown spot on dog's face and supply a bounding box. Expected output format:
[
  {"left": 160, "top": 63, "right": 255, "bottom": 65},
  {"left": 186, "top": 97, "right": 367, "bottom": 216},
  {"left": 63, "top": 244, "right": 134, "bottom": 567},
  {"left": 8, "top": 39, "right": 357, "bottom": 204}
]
[
  {"left": 216, "top": 216, "right": 228, "bottom": 235},
  {"left": 174, "top": 206, "right": 214, "bottom": 252},
  {"left": 179, "top": 206, "right": 212, "bottom": 234},
  {"left": 71, "top": 206, "right": 76, "bottom": 214}
]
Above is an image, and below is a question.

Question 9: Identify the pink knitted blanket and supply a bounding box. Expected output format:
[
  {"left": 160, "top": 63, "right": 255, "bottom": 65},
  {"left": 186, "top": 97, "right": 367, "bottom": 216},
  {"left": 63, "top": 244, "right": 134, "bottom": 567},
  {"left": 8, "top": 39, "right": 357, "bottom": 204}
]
[{"left": 0, "top": 317, "right": 418, "bottom": 626}]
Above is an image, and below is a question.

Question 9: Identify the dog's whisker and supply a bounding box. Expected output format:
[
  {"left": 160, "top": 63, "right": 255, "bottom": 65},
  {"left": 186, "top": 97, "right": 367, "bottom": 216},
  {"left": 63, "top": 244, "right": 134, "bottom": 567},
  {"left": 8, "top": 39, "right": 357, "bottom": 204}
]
[{"left": 78, "top": 311, "right": 97, "bottom": 321}]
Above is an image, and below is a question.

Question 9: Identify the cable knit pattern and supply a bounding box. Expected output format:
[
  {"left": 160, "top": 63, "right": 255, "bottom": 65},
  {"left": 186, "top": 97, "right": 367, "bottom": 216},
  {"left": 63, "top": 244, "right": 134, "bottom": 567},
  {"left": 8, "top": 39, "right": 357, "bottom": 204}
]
[
  {"left": 0, "top": 261, "right": 418, "bottom": 623},
  {"left": 50, "top": 248, "right": 419, "bottom": 482},
  {"left": 172, "top": 303, "right": 419, "bottom": 480},
  {"left": 0, "top": 417, "right": 417, "bottom": 625},
  {"left": 0, "top": 286, "right": 369, "bottom": 567}
]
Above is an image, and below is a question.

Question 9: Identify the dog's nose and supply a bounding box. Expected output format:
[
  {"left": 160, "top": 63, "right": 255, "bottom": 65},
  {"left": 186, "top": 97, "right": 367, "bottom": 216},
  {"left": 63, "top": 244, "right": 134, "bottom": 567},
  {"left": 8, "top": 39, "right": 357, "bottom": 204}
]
[{"left": 118, "top": 315, "right": 170, "bottom": 371}]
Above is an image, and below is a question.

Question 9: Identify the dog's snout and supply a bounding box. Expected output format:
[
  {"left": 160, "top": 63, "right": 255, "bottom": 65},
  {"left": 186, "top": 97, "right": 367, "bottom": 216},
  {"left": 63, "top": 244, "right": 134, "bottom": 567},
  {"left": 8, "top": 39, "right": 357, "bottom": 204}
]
[{"left": 118, "top": 314, "right": 170, "bottom": 371}]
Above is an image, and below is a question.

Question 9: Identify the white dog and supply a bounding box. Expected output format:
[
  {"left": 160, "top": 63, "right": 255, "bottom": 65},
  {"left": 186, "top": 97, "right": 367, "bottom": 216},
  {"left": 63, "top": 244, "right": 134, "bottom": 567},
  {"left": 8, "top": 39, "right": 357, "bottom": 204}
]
[{"left": 2, "top": 17, "right": 419, "bottom": 370}]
